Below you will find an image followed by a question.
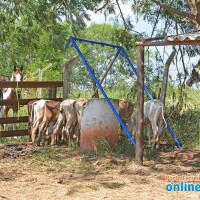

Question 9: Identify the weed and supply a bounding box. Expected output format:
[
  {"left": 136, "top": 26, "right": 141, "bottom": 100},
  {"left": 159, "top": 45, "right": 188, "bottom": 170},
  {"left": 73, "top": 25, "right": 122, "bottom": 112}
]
[{"left": 101, "top": 182, "right": 125, "bottom": 189}]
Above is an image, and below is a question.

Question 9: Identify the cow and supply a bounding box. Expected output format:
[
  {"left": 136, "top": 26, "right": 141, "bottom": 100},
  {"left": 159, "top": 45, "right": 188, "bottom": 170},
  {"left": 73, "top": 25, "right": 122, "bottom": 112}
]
[
  {"left": 186, "top": 60, "right": 200, "bottom": 86},
  {"left": 27, "top": 99, "right": 39, "bottom": 142},
  {"left": 119, "top": 98, "right": 134, "bottom": 121},
  {"left": 52, "top": 98, "right": 91, "bottom": 145},
  {"left": 122, "top": 100, "right": 167, "bottom": 150},
  {"left": 28, "top": 99, "right": 50, "bottom": 143},
  {"left": 38, "top": 100, "right": 61, "bottom": 146}
]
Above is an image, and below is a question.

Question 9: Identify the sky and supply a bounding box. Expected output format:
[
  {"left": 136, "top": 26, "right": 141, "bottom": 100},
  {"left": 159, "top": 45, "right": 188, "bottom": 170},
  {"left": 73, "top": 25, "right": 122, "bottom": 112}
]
[{"left": 86, "top": 2, "right": 152, "bottom": 35}]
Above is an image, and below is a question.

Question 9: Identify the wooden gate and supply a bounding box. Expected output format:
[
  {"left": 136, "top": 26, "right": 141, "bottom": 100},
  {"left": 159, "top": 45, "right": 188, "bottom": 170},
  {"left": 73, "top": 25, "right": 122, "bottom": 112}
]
[{"left": 0, "top": 81, "right": 63, "bottom": 138}]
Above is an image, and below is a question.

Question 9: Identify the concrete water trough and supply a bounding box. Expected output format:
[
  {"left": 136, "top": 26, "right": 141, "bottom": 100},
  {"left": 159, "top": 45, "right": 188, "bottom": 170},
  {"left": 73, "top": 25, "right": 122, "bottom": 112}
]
[{"left": 80, "top": 98, "right": 119, "bottom": 152}]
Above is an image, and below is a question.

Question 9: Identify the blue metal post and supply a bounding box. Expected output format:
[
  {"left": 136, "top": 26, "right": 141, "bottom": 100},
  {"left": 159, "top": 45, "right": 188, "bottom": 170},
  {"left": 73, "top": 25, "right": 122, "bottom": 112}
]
[{"left": 67, "top": 37, "right": 136, "bottom": 148}]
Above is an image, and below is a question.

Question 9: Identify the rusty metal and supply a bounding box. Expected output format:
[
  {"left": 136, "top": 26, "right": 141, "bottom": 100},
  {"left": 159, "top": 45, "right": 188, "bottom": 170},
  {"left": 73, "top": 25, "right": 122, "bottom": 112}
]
[{"left": 80, "top": 99, "right": 119, "bottom": 152}]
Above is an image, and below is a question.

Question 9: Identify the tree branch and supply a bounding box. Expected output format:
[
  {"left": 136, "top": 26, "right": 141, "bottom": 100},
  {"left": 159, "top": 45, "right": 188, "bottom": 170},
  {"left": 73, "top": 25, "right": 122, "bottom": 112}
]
[
  {"left": 95, "top": 0, "right": 110, "bottom": 13},
  {"left": 116, "top": 0, "right": 142, "bottom": 36},
  {"left": 151, "top": 0, "right": 195, "bottom": 20}
]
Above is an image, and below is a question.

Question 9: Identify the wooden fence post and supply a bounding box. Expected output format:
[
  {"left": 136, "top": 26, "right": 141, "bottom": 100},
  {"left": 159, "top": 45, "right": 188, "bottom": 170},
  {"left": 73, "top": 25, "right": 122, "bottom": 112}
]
[
  {"left": 49, "top": 87, "right": 57, "bottom": 98},
  {"left": 135, "top": 45, "right": 144, "bottom": 166},
  {"left": 36, "top": 63, "right": 52, "bottom": 98},
  {"left": 63, "top": 55, "right": 79, "bottom": 100},
  {"left": 37, "top": 69, "right": 42, "bottom": 98}
]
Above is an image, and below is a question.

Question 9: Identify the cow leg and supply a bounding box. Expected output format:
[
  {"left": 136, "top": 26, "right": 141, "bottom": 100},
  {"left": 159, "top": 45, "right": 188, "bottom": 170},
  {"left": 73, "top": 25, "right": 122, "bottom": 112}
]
[
  {"left": 156, "top": 119, "right": 163, "bottom": 151},
  {"left": 132, "top": 128, "right": 136, "bottom": 140},
  {"left": 147, "top": 124, "right": 151, "bottom": 144},
  {"left": 61, "top": 126, "right": 65, "bottom": 145},
  {"left": 31, "top": 121, "right": 40, "bottom": 143},
  {"left": 39, "top": 122, "right": 48, "bottom": 146},
  {"left": 41, "top": 131, "right": 45, "bottom": 147},
  {"left": 13, "top": 111, "right": 17, "bottom": 131},
  {"left": 151, "top": 123, "right": 158, "bottom": 150},
  {"left": 0, "top": 106, "right": 4, "bottom": 129},
  {"left": 3, "top": 106, "right": 9, "bottom": 131}
]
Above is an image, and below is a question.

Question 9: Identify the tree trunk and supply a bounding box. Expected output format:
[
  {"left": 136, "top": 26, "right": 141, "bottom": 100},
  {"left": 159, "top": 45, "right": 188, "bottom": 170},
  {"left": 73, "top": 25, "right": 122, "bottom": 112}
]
[
  {"left": 135, "top": 46, "right": 144, "bottom": 166},
  {"left": 91, "top": 69, "right": 99, "bottom": 98},
  {"left": 160, "top": 51, "right": 176, "bottom": 105}
]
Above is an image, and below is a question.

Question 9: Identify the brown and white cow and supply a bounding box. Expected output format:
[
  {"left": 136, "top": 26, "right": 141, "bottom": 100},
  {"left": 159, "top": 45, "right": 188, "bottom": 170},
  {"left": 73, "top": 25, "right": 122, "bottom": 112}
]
[
  {"left": 38, "top": 100, "right": 61, "bottom": 146},
  {"left": 119, "top": 98, "right": 134, "bottom": 121},
  {"left": 0, "top": 65, "right": 24, "bottom": 130},
  {"left": 27, "top": 99, "right": 39, "bottom": 142},
  {"left": 28, "top": 99, "right": 50, "bottom": 143}
]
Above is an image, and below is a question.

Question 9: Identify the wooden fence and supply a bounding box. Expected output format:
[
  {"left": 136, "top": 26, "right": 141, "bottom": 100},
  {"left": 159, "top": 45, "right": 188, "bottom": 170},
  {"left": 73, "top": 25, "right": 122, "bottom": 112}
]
[{"left": 0, "top": 81, "right": 63, "bottom": 138}]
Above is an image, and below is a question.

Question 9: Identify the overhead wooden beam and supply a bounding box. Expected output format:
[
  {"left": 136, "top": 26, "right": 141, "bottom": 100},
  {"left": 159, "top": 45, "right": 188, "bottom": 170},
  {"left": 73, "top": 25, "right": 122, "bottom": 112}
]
[
  {"left": 135, "top": 40, "right": 200, "bottom": 47},
  {"left": 135, "top": 45, "right": 144, "bottom": 166}
]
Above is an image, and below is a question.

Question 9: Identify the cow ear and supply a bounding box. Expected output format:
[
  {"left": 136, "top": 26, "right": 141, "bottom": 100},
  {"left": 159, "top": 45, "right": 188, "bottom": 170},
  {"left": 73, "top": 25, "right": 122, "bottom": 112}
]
[
  {"left": 72, "top": 101, "right": 76, "bottom": 108},
  {"left": 20, "top": 65, "right": 23, "bottom": 71},
  {"left": 83, "top": 101, "right": 87, "bottom": 107},
  {"left": 14, "top": 65, "right": 17, "bottom": 72}
]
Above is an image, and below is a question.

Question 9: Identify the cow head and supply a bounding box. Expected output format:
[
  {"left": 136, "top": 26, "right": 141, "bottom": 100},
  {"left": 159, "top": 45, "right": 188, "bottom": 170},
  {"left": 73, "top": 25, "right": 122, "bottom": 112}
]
[{"left": 186, "top": 60, "right": 200, "bottom": 87}]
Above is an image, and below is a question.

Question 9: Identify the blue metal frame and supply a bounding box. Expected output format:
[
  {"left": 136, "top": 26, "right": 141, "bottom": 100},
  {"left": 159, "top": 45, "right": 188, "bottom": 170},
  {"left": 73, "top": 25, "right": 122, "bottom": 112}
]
[{"left": 65, "top": 36, "right": 182, "bottom": 150}]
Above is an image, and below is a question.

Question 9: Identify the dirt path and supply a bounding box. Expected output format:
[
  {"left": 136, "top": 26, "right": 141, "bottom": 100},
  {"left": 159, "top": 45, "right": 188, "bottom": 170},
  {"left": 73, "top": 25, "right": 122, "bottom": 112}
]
[{"left": 0, "top": 146, "right": 200, "bottom": 200}]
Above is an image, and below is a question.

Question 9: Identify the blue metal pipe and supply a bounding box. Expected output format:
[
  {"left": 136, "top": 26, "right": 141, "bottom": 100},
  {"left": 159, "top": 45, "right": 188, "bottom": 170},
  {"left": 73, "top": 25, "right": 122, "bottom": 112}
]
[
  {"left": 68, "top": 37, "right": 136, "bottom": 148},
  {"left": 67, "top": 36, "right": 122, "bottom": 50}
]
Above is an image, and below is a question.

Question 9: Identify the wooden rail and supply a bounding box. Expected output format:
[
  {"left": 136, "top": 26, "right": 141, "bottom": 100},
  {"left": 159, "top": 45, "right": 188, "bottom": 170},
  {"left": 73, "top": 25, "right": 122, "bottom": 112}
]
[
  {"left": 0, "top": 81, "right": 63, "bottom": 88},
  {"left": 0, "top": 130, "right": 28, "bottom": 137},
  {"left": 0, "top": 116, "right": 28, "bottom": 124},
  {"left": 0, "top": 98, "right": 63, "bottom": 106}
]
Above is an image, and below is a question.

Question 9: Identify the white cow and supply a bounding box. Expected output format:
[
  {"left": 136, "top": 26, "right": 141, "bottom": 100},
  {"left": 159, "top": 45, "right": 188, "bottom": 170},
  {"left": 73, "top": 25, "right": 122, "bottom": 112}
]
[
  {"left": 52, "top": 98, "right": 91, "bottom": 145},
  {"left": 122, "top": 100, "right": 167, "bottom": 150}
]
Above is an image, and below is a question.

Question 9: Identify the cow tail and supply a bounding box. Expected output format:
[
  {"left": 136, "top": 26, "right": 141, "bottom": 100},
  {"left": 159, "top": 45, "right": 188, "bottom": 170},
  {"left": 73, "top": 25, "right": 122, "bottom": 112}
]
[{"left": 162, "top": 106, "right": 167, "bottom": 131}]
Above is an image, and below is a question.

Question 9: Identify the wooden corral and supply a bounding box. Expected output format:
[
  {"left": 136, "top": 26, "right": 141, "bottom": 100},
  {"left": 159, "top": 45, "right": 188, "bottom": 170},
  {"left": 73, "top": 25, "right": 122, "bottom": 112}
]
[
  {"left": 0, "top": 81, "right": 63, "bottom": 138},
  {"left": 135, "top": 30, "right": 200, "bottom": 165}
]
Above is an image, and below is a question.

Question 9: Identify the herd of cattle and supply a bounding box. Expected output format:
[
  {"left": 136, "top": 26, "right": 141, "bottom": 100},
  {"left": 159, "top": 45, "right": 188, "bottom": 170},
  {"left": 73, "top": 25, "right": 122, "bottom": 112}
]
[{"left": 27, "top": 98, "right": 166, "bottom": 150}]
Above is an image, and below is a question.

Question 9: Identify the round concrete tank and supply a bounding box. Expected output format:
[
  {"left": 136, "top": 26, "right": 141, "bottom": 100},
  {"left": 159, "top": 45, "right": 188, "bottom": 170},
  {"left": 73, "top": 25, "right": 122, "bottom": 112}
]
[{"left": 80, "top": 98, "right": 119, "bottom": 152}]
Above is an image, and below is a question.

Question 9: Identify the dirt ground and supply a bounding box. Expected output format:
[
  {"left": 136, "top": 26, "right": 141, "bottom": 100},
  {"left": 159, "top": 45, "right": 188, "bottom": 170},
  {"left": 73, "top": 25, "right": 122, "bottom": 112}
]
[{"left": 0, "top": 145, "right": 200, "bottom": 200}]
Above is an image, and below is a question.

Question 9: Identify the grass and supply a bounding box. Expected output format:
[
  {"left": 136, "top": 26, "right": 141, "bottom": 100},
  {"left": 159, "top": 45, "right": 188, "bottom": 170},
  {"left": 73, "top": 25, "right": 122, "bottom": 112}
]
[{"left": 101, "top": 182, "right": 125, "bottom": 189}]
